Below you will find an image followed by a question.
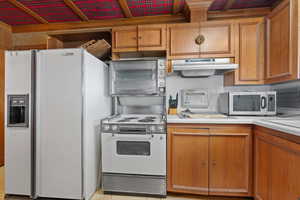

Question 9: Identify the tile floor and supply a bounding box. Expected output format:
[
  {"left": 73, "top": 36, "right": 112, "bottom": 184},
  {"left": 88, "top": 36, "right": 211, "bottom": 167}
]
[{"left": 0, "top": 167, "right": 250, "bottom": 200}]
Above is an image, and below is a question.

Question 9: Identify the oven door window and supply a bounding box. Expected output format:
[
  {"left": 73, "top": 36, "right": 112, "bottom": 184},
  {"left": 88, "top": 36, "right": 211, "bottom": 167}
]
[
  {"left": 116, "top": 141, "right": 151, "bottom": 156},
  {"left": 233, "top": 95, "right": 261, "bottom": 112}
]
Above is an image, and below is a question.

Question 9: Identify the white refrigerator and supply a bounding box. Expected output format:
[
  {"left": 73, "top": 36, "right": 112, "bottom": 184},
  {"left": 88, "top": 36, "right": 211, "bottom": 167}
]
[{"left": 5, "top": 49, "right": 111, "bottom": 199}]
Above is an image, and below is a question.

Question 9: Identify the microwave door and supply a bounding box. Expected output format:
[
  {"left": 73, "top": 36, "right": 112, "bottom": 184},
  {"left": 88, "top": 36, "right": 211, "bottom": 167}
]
[{"left": 230, "top": 94, "right": 262, "bottom": 115}]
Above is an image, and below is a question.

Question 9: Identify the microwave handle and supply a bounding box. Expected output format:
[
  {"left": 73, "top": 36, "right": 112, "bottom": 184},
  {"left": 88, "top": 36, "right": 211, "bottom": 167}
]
[{"left": 261, "top": 96, "right": 267, "bottom": 109}]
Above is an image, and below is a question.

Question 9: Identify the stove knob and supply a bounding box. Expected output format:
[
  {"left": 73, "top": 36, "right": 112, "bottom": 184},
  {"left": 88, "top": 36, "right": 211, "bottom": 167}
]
[
  {"left": 103, "top": 125, "right": 110, "bottom": 131},
  {"left": 150, "top": 125, "right": 156, "bottom": 132},
  {"left": 112, "top": 125, "right": 118, "bottom": 131}
]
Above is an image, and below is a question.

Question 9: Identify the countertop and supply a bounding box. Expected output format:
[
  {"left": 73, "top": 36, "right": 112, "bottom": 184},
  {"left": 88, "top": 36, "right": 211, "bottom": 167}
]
[{"left": 167, "top": 115, "right": 300, "bottom": 137}]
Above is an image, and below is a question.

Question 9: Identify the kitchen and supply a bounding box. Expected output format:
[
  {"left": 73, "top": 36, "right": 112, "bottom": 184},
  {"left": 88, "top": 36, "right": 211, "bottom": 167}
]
[{"left": 0, "top": 0, "right": 300, "bottom": 199}]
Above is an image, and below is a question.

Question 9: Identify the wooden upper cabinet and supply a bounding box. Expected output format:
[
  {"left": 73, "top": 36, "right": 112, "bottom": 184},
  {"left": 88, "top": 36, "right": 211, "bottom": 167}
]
[
  {"left": 138, "top": 24, "right": 166, "bottom": 51},
  {"left": 167, "top": 127, "right": 209, "bottom": 195},
  {"left": 209, "top": 127, "right": 252, "bottom": 197},
  {"left": 225, "top": 18, "right": 265, "bottom": 86},
  {"left": 168, "top": 21, "right": 235, "bottom": 59},
  {"left": 112, "top": 26, "right": 138, "bottom": 52},
  {"left": 168, "top": 23, "right": 200, "bottom": 59},
  {"left": 112, "top": 24, "right": 167, "bottom": 52},
  {"left": 199, "top": 21, "right": 235, "bottom": 57},
  {"left": 254, "top": 126, "right": 300, "bottom": 200},
  {"left": 266, "top": 0, "right": 298, "bottom": 83}
]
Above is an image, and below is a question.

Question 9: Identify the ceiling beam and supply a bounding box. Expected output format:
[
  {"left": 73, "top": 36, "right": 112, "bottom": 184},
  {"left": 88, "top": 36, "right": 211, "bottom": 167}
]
[
  {"left": 184, "top": 0, "right": 214, "bottom": 22},
  {"left": 173, "top": 0, "right": 181, "bottom": 14},
  {"left": 118, "top": 0, "right": 133, "bottom": 18},
  {"left": 63, "top": 0, "right": 89, "bottom": 21},
  {"left": 223, "top": 0, "right": 236, "bottom": 10},
  {"left": 7, "top": 0, "right": 48, "bottom": 24},
  {"left": 12, "top": 14, "right": 187, "bottom": 33},
  {"left": 208, "top": 7, "right": 271, "bottom": 20}
]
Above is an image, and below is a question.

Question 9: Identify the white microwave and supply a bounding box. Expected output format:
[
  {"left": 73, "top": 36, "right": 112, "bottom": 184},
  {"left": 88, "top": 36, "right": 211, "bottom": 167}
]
[{"left": 219, "top": 92, "right": 277, "bottom": 116}]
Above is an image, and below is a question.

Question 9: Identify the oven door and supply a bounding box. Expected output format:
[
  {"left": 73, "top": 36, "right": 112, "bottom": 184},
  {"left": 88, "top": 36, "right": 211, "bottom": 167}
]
[
  {"left": 102, "top": 133, "right": 166, "bottom": 176},
  {"left": 110, "top": 60, "right": 158, "bottom": 95},
  {"left": 229, "top": 93, "right": 266, "bottom": 115}
]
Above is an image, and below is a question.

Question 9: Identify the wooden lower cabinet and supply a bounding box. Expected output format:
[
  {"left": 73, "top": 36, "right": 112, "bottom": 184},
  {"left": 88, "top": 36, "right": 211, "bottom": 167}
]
[
  {"left": 254, "top": 126, "right": 300, "bottom": 200},
  {"left": 169, "top": 127, "right": 209, "bottom": 195},
  {"left": 209, "top": 127, "right": 252, "bottom": 196},
  {"left": 167, "top": 124, "right": 252, "bottom": 197}
]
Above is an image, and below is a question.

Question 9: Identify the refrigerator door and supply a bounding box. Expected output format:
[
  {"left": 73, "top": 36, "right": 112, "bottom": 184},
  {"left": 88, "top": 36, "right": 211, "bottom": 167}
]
[
  {"left": 36, "top": 49, "right": 83, "bottom": 199},
  {"left": 5, "top": 50, "right": 33, "bottom": 196}
]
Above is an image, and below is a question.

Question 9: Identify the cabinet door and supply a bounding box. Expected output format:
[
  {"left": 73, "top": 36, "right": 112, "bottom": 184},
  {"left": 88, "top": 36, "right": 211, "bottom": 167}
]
[
  {"left": 168, "top": 23, "right": 200, "bottom": 59},
  {"left": 228, "top": 18, "right": 265, "bottom": 85},
  {"left": 138, "top": 24, "right": 166, "bottom": 51},
  {"left": 209, "top": 127, "right": 252, "bottom": 197},
  {"left": 254, "top": 133, "right": 271, "bottom": 200},
  {"left": 270, "top": 140, "right": 300, "bottom": 200},
  {"left": 266, "top": 0, "right": 298, "bottom": 83},
  {"left": 112, "top": 26, "right": 138, "bottom": 52},
  {"left": 199, "top": 21, "right": 235, "bottom": 58},
  {"left": 168, "top": 127, "right": 209, "bottom": 195}
]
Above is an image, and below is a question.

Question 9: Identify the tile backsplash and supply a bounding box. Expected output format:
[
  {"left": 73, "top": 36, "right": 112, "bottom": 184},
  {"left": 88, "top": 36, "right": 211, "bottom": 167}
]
[
  {"left": 271, "top": 80, "right": 300, "bottom": 113},
  {"left": 166, "top": 73, "right": 270, "bottom": 113}
]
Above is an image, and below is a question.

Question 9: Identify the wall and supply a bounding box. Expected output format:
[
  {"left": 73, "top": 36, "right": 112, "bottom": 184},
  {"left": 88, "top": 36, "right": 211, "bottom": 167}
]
[
  {"left": 166, "top": 73, "right": 270, "bottom": 113},
  {"left": 271, "top": 80, "right": 300, "bottom": 114}
]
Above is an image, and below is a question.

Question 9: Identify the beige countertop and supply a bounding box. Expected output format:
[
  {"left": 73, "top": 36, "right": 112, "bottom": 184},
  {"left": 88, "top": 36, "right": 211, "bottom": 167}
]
[{"left": 167, "top": 115, "right": 300, "bottom": 137}]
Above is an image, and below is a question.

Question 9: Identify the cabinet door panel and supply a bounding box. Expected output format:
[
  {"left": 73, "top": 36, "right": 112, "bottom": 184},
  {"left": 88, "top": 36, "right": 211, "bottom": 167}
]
[
  {"left": 168, "top": 23, "right": 200, "bottom": 59},
  {"left": 239, "top": 21, "right": 264, "bottom": 83},
  {"left": 209, "top": 134, "right": 251, "bottom": 196},
  {"left": 254, "top": 136, "right": 270, "bottom": 200},
  {"left": 267, "top": 5, "right": 290, "bottom": 78},
  {"left": 168, "top": 128, "right": 209, "bottom": 195},
  {"left": 270, "top": 144, "right": 300, "bottom": 200},
  {"left": 112, "top": 26, "right": 138, "bottom": 52},
  {"left": 266, "top": 0, "right": 298, "bottom": 83},
  {"left": 199, "top": 24, "right": 233, "bottom": 57},
  {"left": 138, "top": 24, "right": 166, "bottom": 51}
]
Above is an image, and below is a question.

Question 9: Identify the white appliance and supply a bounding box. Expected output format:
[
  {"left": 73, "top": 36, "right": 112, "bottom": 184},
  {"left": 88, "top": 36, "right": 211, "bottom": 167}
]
[
  {"left": 5, "top": 49, "right": 111, "bottom": 199},
  {"left": 172, "top": 58, "right": 238, "bottom": 77},
  {"left": 219, "top": 91, "right": 277, "bottom": 116},
  {"left": 109, "top": 59, "right": 165, "bottom": 96},
  {"left": 101, "top": 114, "right": 166, "bottom": 196}
]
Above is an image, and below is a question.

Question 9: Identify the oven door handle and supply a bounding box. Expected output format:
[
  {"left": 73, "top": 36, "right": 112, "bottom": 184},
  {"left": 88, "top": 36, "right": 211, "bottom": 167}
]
[{"left": 111, "top": 133, "right": 155, "bottom": 140}]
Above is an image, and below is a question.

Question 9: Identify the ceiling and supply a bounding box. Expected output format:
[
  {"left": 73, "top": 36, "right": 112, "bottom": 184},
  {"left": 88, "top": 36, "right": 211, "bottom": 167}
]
[{"left": 0, "top": 0, "right": 278, "bottom": 26}]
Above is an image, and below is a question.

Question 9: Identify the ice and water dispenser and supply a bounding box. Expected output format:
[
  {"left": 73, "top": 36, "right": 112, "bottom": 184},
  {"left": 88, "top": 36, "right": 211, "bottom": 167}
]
[{"left": 7, "top": 94, "right": 29, "bottom": 127}]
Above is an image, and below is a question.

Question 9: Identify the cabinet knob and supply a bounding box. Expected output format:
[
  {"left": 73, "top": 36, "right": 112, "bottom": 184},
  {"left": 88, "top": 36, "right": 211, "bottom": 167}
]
[
  {"left": 212, "top": 160, "right": 217, "bottom": 166},
  {"left": 138, "top": 36, "right": 142, "bottom": 39},
  {"left": 195, "top": 35, "right": 205, "bottom": 45},
  {"left": 201, "top": 161, "right": 206, "bottom": 167}
]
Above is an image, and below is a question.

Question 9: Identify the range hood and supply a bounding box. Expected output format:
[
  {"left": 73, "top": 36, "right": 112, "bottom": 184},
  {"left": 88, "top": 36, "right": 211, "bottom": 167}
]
[{"left": 172, "top": 58, "right": 238, "bottom": 77}]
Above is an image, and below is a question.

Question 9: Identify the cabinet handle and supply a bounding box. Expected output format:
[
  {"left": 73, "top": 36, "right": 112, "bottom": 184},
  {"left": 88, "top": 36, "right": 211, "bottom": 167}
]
[
  {"left": 212, "top": 160, "right": 217, "bottom": 166},
  {"left": 201, "top": 161, "right": 207, "bottom": 167},
  {"left": 195, "top": 35, "right": 205, "bottom": 45},
  {"left": 138, "top": 36, "right": 142, "bottom": 39}
]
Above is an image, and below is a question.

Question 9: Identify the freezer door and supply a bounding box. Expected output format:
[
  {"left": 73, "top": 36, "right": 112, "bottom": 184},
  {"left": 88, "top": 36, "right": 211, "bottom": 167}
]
[
  {"left": 5, "top": 51, "right": 33, "bottom": 196},
  {"left": 35, "top": 49, "right": 83, "bottom": 199}
]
